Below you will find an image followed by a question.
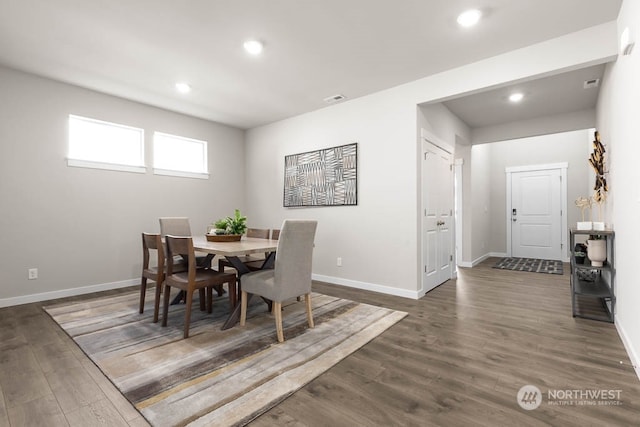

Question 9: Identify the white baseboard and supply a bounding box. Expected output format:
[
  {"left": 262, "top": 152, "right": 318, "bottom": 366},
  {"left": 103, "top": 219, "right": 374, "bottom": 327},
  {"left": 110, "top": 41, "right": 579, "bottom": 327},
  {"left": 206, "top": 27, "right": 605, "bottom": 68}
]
[
  {"left": 0, "top": 278, "right": 139, "bottom": 308},
  {"left": 458, "top": 252, "right": 506, "bottom": 268},
  {"left": 616, "top": 319, "right": 640, "bottom": 382},
  {"left": 312, "top": 274, "right": 420, "bottom": 300}
]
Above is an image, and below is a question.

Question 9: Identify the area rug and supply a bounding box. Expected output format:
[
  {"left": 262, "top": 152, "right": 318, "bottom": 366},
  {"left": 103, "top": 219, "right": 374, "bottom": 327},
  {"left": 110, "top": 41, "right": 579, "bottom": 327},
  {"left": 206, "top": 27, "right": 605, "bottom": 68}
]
[
  {"left": 44, "top": 289, "right": 407, "bottom": 426},
  {"left": 492, "top": 257, "right": 563, "bottom": 274}
]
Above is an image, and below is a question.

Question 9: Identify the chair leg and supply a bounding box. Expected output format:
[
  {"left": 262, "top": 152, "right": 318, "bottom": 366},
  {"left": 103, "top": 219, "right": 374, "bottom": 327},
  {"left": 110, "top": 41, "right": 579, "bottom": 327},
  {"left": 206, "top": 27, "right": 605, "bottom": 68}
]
[
  {"left": 139, "top": 277, "right": 147, "bottom": 314},
  {"left": 199, "top": 288, "right": 206, "bottom": 311},
  {"left": 162, "top": 285, "right": 171, "bottom": 327},
  {"left": 305, "top": 293, "right": 314, "bottom": 328},
  {"left": 184, "top": 289, "right": 193, "bottom": 339},
  {"left": 153, "top": 280, "right": 163, "bottom": 323},
  {"left": 240, "top": 290, "right": 248, "bottom": 326},
  {"left": 215, "top": 284, "right": 224, "bottom": 297},
  {"left": 274, "top": 301, "right": 284, "bottom": 343},
  {"left": 206, "top": 287, "right": 213, "bottom": 313}
]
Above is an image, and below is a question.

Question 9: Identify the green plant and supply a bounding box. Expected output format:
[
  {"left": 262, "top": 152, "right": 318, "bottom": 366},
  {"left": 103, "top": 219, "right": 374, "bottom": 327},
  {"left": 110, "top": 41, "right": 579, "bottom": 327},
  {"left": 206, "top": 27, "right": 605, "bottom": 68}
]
[{"left": 213, "top": 209, "right": 247, "bottom": 235}]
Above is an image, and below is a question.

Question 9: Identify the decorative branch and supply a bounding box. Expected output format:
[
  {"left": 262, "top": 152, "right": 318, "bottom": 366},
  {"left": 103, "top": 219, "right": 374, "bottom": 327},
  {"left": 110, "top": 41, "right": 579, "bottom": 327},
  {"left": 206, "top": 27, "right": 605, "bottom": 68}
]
[
  {"left": 574, "top": 197, "right": 592, "bottom": 222},
  {"left": 589, "top": 131, "right": 608, "bottom": 222}
]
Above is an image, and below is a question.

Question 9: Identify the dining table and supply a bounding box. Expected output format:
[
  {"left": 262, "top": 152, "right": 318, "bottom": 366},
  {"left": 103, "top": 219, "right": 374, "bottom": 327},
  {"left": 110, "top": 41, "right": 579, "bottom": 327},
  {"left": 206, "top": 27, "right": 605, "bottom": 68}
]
[{"left": 191, "top": 236, "right": 279, "bottom": 330}]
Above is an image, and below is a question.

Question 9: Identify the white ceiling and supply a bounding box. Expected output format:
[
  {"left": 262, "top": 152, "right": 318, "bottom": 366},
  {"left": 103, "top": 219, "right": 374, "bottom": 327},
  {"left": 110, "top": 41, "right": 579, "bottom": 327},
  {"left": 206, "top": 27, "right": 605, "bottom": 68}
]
[
  {"left": 0, "top": 0, "right": 622, "bottom": 129},
  {"left": 442, "top": 64, "right": 606, "bottom": 128}
]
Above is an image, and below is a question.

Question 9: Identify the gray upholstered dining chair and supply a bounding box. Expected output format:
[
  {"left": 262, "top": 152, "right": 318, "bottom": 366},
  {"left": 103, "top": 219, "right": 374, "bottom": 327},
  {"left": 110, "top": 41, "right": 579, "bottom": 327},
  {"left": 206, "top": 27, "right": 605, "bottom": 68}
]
[
  {"left": 159, "top": 217, "right": 192, "bottom": 237},
  {"left": 240, "top": 220, "right": 318, "bottom": 343},
  {"left": 163, "top": 235, "right": 237, "bottom": 338}
]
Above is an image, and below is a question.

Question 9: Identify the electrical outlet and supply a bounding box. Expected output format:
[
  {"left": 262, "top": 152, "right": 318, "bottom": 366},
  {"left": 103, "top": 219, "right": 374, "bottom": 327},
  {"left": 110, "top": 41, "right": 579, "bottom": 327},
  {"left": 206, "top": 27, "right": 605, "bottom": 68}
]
[
  {"left": 28, "top": 268, "right": 38, "bottom": 280},
  {"left": 337, "top": 257, "right": 342, "bottom": 267}
]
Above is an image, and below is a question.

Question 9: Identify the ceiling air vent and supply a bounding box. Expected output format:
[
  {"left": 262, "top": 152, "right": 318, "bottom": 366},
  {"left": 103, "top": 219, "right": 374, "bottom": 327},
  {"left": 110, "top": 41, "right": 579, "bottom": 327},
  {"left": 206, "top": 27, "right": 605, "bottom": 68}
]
[
  {"left": 323, "top": 94, "right": 346, "bottom": 104},
  {"left": 583, "top": 79, "right": 600, "bottom": 89}
]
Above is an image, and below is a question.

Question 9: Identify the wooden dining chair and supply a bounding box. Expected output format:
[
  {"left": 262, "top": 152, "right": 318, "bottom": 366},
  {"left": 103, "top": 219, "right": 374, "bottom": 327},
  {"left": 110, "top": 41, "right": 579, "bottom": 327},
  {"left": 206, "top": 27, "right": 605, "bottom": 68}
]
[
  {"left": 163, "top": 235, "right": 237, "bottom": 338},
  {"left": 218, "top": 227, "right": 270, "bottom": 273},
  {"left": 140, "top": 233, "right": 189, "bottom": 322},
  {"left": 159, "top": 216, "right": 221, "bottom": 303},
  {"left": 240, "top": 220, "right": 317, "bottom": 343}
]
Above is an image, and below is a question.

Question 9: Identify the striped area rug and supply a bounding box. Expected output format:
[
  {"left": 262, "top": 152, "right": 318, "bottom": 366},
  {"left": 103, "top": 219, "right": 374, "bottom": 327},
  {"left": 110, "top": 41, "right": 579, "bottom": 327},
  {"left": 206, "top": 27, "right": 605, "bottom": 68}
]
[{"left": 44, "top": 289, "right": 406, "bottom": 426}]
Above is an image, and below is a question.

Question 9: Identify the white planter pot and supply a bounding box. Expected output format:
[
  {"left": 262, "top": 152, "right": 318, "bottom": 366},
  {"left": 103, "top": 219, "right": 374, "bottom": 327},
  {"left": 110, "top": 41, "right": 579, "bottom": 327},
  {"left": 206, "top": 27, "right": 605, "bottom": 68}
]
[
  {"left": 577, "top": 221, "right": 592, "bottom": 230},
  {"left": 586, "top": 239, "right": 606, "bottom": 267},
  {"left": 592, "top": 222, "right": 605, "bottom": 231}
]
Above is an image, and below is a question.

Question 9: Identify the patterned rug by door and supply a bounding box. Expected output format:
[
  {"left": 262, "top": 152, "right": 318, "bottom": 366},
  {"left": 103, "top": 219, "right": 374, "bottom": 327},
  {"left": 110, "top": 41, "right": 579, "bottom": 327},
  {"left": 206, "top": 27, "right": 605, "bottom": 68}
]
[{"left": 493, "top": 257, "right": 564, "bottom": 275}]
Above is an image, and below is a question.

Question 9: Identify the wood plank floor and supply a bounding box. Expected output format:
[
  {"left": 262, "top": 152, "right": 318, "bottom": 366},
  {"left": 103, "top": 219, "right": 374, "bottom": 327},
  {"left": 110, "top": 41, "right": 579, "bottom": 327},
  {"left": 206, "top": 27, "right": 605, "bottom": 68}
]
[{"left": 1, "top": 258, "right": 638, "bottom": 426}]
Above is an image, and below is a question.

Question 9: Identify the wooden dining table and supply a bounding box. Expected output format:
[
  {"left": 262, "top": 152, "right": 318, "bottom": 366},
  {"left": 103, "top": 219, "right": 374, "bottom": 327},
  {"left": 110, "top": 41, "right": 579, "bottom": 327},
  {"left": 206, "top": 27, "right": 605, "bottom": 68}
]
[{"left": 192, "top": 236, "right": 279, "bottom": 330}]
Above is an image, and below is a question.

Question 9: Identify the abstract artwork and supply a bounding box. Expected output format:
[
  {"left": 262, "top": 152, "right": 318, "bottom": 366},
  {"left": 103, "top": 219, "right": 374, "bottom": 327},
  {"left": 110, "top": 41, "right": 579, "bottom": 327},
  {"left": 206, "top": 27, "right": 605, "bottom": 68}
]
[{"left": 284, "top": 143, "right": 357, "bottom": 207}]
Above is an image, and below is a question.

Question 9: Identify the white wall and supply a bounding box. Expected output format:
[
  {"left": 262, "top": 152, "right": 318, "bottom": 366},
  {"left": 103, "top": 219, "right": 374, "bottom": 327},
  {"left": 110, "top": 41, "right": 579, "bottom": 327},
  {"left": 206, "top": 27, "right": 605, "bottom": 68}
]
[
  {"left": 596, "top": 0, "right": 640, "bottom": 378},
  {"left": 245, "top": 23, "right": 618, "bottom": 298},
  {"left": 0, "top": 66, "right": 245, "bottom": 305},
  {"left": 0, "top": 22, "right": 618, "bottom": 305},
  {"left": 487, "top": 130, "right": 593, "bottom": 255},
  {"left": 472, "top": 108, "right": 596, "bottom": 144},
  {"left": 245, "top": 93, "right": 419, "bottom": 298},
  {"left": 470, "top": 144, "right": 492, "bottom": 263}
]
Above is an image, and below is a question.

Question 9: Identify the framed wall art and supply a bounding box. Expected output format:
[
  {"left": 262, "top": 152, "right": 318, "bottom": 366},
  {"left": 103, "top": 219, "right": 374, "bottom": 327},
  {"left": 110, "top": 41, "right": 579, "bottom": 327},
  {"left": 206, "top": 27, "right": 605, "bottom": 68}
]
[{"left": 283, "top": 143, "right": 357, "bottom": 207}]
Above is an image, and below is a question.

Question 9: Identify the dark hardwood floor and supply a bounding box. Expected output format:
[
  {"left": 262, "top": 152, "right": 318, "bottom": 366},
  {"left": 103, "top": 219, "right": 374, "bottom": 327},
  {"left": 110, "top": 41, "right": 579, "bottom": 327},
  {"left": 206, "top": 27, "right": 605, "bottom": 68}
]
[{"left": 1, "top": 258, "right": 638, "bottom": 426}]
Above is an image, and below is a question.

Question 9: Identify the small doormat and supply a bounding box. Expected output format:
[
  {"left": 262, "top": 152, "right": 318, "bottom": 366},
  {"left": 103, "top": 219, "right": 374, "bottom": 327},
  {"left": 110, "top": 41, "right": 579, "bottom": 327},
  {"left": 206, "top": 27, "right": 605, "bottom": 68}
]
[{"left": 493, "top": 257, "right": 563, "bottom": 275}]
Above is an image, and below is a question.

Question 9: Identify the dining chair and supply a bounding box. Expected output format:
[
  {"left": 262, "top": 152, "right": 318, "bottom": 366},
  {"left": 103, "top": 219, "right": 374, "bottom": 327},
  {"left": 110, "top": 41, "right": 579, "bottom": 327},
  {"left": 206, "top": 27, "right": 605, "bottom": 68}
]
[
  {"left": 163, "top": 235, "right": 237, "bottom": 338},
  {"left": 218, "top": 227, "right": 271, "bottom": 273},
  {"left": 240, "top": 220, "right": 317, "bottom": 343},
  {"left": 140, "top": 233, "right": 188, "bottom": 322},
  {"left": 159, "top": 216, "right": 220, "bottom": 302}
]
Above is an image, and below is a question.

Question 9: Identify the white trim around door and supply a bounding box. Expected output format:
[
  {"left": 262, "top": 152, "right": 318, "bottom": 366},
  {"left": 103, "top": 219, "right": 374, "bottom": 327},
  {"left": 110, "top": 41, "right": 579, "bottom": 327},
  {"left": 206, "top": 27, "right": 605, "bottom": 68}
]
[{"left": 506, "top": 162, "right": 569, "bottom": 262}]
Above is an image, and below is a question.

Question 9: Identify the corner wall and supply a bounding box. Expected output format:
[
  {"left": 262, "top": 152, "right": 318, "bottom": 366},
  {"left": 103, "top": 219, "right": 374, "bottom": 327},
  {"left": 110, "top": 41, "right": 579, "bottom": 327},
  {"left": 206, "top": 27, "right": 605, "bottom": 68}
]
[
  {"left": 596, "top": 0, "right": 640, "bottom": 378},
  {"left": 487, "top": 130, "right": 593, "bottom": 256},
  {"left": 245, "top": 23, "right": 618, "bottom": 297},
  {"left": 0, "top": 66, "right": 245, "bottom": 305}
]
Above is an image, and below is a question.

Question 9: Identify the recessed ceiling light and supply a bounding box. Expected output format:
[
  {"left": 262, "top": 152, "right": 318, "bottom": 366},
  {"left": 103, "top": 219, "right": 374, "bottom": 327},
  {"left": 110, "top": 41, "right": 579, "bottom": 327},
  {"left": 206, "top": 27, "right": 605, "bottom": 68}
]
[
  {"left": 243, "top": 39, "right": 264, "bottom": 55},
  {"left": 457, "top": 9, "right": 482, "bottom": 27},
  {"left": 509, "top": 92, "right": 524, "bottom": 103},
  {"left": 175, "top": 82, "right": 191, "bottom": 94}
]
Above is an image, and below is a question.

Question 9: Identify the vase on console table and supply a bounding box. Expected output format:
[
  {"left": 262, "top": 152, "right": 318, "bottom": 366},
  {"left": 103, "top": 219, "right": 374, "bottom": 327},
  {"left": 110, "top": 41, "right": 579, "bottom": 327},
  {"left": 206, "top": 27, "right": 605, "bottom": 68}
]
[{"left": 586, "top": 238, "right": 606, "bottom": 267}]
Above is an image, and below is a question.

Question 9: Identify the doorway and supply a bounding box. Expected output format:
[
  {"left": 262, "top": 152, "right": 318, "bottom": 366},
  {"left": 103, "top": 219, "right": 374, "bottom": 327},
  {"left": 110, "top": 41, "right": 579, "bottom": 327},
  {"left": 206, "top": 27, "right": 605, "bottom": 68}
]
[
  {"left": 506, "top": 163, "right": 568, "bottom": 260},
  {"left": 421, "top": 132, "right": 454, "bottom": 294}
]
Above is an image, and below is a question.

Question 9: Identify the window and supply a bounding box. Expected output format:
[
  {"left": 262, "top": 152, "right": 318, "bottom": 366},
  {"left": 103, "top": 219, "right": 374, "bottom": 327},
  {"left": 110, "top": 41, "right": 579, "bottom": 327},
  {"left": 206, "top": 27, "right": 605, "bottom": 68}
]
[
  {"left": 153, "top": 132, "right": 209, "bottom": 179},
  {"left": 68, "top": 115, "right": 145, "bottom": 173}
]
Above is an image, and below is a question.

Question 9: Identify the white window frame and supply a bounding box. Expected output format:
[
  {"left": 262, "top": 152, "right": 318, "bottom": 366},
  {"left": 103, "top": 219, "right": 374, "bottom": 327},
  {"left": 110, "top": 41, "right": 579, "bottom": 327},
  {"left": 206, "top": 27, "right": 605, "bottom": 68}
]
[
  {"left": 153, "top": 132, "right": 209, "bottom": 179},
  {"left": 67, "top": 115, "right": 145, "bottom": 173}
]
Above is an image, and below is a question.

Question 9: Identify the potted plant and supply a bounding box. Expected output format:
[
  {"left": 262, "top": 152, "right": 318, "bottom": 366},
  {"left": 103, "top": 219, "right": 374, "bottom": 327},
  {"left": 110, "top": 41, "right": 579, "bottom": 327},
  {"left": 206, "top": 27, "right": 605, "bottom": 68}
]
[{"left": 207, "top": 209, "right": 247, "bottom": 241}]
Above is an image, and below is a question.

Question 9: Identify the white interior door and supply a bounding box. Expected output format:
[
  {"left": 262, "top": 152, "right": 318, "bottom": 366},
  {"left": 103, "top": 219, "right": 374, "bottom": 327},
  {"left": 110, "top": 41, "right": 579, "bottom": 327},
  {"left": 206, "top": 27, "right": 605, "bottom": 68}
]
[
  {"left": 422, "top": 140, "right": 453, "bottom": 293},
  {"left": 511, "top": 169, "right": 562, "bottom": 260}
]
